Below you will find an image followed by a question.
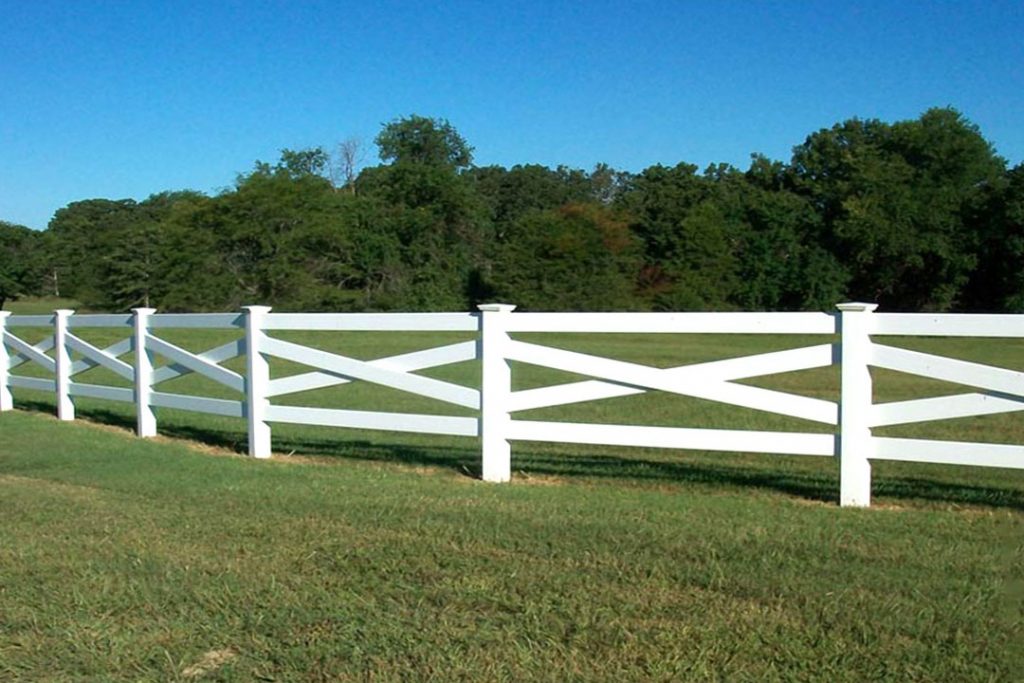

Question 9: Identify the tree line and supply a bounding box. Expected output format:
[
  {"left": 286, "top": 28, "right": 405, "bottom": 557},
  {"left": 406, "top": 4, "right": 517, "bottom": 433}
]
[{"left": 2, "top": 109, "right": 1022, "bottom": 313}]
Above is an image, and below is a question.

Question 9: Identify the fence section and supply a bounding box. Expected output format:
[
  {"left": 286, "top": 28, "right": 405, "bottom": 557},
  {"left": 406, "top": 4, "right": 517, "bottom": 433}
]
[
  {"left": 3, "top": 304, "right": 1023, "bottom": 507},
  {"left": 864, "top": 312, "right": 1024, "bottom": 478},
  {"left": 482, "top": 310, "right": 840, "bottom": 486},
  {"left": 258, "top": 311, "right": 481, "bottom": 452}
]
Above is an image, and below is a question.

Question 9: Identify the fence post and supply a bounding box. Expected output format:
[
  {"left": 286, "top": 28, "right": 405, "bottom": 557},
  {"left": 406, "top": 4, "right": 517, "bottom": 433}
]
[
  {"left": 244, "top": 305, "right": 272, "bottom": 458},
  {"left": 0, "top": 311, "right": 11, "bottom": 411},
  {"left": 478, "top": 303, "right": 516, "bottom": 482},
  {"left": 837, "top": 302, "right": 878, "bottom": 507},
  {"left": 54, "top": 309, "right": 75, "bottom": 421},
  {"left": 132, "top": 307, "right": 157, "bottom": 437}
]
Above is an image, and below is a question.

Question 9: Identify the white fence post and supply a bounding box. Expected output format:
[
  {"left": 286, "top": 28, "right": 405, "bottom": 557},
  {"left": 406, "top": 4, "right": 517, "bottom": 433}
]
[
  {"left": 837, "top": 302, "right": 878, "bottom": 507},
  {"left": 244, "top": 305, "right": 272, "bottom": 458},
  {"left": 478, "top": 303, "right": 516, "bottom": 482},
  {"left": 0, "top": 311, "right": 11, "bottom": 411},
  {"left": 54, "top": 309, "right": 75, "bottom": 421},
  {"left": 133, "top": 307, "right": 157, "bottom": 437}
]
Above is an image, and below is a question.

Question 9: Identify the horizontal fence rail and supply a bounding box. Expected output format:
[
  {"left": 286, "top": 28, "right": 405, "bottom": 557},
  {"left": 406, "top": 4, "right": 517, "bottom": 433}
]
[{"left": 2, "top": 303, "right": 1023, "bottom": 507}]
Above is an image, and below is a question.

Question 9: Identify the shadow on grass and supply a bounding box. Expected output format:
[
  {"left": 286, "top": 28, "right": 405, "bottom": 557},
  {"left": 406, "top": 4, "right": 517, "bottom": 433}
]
[{"left": 14, "top": 399, "right": 1024, "bottom": 512}]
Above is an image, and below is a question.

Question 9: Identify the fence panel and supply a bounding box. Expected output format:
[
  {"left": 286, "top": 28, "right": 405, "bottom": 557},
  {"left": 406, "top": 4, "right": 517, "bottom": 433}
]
[
  {"left": 864, "top": 311, "right": 1024, "bottom": 485},
  {"left": 3, "top": 304, "right": 1023, "bottom": 507},
  {"left": 499, "top": 310, "right": 840, "bottom": 478},
  {"left": 255, "top": 310, "right": 483, "bottom": 458}
]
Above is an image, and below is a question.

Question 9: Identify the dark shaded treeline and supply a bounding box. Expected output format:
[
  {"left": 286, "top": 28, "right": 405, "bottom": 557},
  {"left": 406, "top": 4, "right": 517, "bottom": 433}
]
[{"left": 3, "top": 109, "right": 1022, "bottom": 312}]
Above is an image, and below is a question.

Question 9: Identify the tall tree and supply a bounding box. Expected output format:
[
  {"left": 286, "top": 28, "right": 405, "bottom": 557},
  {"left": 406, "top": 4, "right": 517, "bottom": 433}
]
[
  {"left": 375, "top": 115, "right": 474, "bottom": 170},
  {"left": 616, "top": 163, "right": 740, "bottom": 309},
  {"left": 491, "top": 203, "right": 643, "bottom": 311},
  {"left": 333, "top": 136, "right": 366, "bottom": 192},
  {"left": 191, "top": 159, "right": 345, "bottom": 309},
  {"left": 731, "top": 157, "right": 847, "bottom": 310},
  {"left": 0, "top": 221, "right": 43, "bottom": 309},
  {"left": 963, "top": 162, "right": 1024, "bottom": 311},
  {"left": 45, "top": 199, "right": 140, "bottom": 304},
  {"left": 468, "top": 164, "right": 596, "bottom": 235},
  {"left": 789, "top": 108, "right": 1005, "bottom": 310},
  {"left": 357, "top": 116, "right": 489, "bottom": 309}
]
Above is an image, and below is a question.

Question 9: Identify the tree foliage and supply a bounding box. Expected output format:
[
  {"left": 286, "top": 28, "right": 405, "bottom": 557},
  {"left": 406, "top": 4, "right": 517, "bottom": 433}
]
[
  {"left": 491, "top": 203, "right": 642, "bottom": 311},
  {"left": 0, "top": 221, "right": 44, "bottom": 309},
  {"left": 375, "top": 115, "right": 473, "bottom": 170},
  {"left": 789, "top": 108, "right": 1004, "bottom": 310},
  {"left": 10, "top": 109, "right": 1017, "bottom": 314}
]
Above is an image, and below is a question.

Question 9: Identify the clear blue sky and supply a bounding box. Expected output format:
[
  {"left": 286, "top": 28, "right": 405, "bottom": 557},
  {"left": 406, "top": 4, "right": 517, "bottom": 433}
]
[{"left": 2, "top": 0, "right": 1022, "bottom": 230}]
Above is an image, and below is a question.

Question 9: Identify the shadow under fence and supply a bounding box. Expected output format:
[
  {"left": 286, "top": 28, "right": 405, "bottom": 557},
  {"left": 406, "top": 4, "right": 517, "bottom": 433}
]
[{"left": 13, "top": 396, "right": 1023, "bottom": 512}]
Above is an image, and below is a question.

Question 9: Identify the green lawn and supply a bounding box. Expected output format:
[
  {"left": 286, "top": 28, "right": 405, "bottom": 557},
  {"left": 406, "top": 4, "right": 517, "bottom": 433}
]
[
  {"left": 1, "top": 297, "right": 1023, "bottom": 679},
  {"left": 1, "top": 411, "right": 1022, "bottom": 681}
]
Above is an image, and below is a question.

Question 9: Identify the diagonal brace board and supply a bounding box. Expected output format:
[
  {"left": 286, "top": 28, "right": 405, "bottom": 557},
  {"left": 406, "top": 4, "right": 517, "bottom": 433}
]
[
  {"left": 9, "top": 337, "right": 55, "bottom": 368},
  {"left": 3, "top": 332, "right": 56, "bottom": 373},
  {"left": 261, "top": 336, "right": 479, "bottom": 409},
  {"left": 145, "top": 334, "right": 244, "bottom": 393},
  {"left": 152, "top": 338, "right": 245, "bottom": 385},
  {"left": 70, "top": 338, "right": 133, "bottom": 375},
  {"left": 65, "top": 333, "right": 134, "bottom": 381},
  {"left": 870, "top": 392, "right": 1024, "bottom": 427},
  {"left": 510, "top": 343, "right": 835, "bottom": 411},
  {"left": 267, "top": 340, "right": 477, "bottom": 398},
  {"left": 871, "top": 343, "right": 1024, "bottom": 397},
  {"left": 506, "top": 340, "right": 837, "bottom": 424}
]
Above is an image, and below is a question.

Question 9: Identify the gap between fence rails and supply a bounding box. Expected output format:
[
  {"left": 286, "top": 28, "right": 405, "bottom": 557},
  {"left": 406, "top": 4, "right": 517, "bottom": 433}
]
[{"left": 2, "top": 303, "right": 1023, "bottom": 508}]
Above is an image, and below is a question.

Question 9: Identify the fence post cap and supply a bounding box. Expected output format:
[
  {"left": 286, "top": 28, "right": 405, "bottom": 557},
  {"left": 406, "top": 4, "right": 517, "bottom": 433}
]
[
  {"left": 242, "top": 305, "right": 273, "bottom": 314},
  {"left": 836, "top": 302, "right": 878, "bottom": 313},
  {"left": 131, "top": 307, "right": 157, "bottom": 315},
  {"left": 53, "top": 309, "right": 75, "bottom": 317},
  {"left": 0, "top": 311, "right": 10, "bottom": 319},
  {"left": 477, "top": 303, "right": 517, "bottom": 313}
]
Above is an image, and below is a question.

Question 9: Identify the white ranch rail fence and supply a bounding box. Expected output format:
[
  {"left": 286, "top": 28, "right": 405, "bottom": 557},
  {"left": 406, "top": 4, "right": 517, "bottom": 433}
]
[{"left": 1, "top": 303, "right": 1022, "bottom": 507}]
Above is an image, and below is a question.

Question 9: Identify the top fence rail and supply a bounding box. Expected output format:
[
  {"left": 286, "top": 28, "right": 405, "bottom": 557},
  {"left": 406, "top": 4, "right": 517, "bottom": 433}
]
[
  {"left": 148, "top": 313, "right": 245, "bottom": 329},
  {"left": 6, "top": 315, "right": 54, "bottom": 327},
  {"left": 263, "top": 312, "right": 480, "bottom": 332},
  {"left": 7, "top": 313, "right": 247, "bottom": 330},
  {"left": 13, "top": 309, "right": 1024, "bottom": 336},
  {"left": 68, "top": 314, "right": 133, "bottom": 328},
  {"left": 505, "top": 311, "right": 837, "bottom": 334},
  {"left": 870, "top": 313, "right": 1024, "bottom": 337}
]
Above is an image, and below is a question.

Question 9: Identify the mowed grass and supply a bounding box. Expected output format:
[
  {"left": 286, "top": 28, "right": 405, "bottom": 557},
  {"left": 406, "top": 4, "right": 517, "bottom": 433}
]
[
  {"left": 2, "top": 411, "right": 1022, "bottom": 681},
  {"left": 1, "top": 297, "right": 1023, "bottom": 679}
]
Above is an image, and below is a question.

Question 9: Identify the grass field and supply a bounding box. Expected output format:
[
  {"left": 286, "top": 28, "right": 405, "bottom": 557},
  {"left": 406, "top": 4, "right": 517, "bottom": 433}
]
[{"left": 1, "top": 297, "right": 1023, "bottom": 680}]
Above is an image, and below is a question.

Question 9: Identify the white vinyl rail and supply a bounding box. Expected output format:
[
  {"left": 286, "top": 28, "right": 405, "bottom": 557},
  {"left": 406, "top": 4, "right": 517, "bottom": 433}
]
[
  {"left": 0, "top": 309, "right": 248, "bottom": 435},
  {"left": 2, "top": 303, "right": 1023, "bottom": 507},
  {"left": 857, "top": 309, "right": 1024, "bottom": 501},
  {"left": 484, "top": 307, "right": 840, "bottom": 488},
  {"left": 259, "top": 309, "right": 481, "bottom": 456}
]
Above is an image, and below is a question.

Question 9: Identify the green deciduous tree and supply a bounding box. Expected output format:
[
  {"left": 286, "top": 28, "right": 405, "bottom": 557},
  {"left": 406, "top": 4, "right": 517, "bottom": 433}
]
[
  {"left": 790, "top": 108, "right": 1005, "bottom": 310},
  {"left": 167, "top": 161, "right": 347, "bottom": 310},
  {"left": 616, "top": 163, "right": 739, "bottom": 309},
  {"left": 732, "top": 158, "right": 847, "bottom": 310},
  {"left": 468, "top": 164, "right": 597, "bottom": 235},
  {"left": 375, "top": 115, "right": 474, "bottom": 170},
  {"left": 356, "top": 116, "right": 490, "bottom": 310},
  {"left": 46, "top": 198, "right": 140, "bottom": 304},
  {"left": 0, "top": 221, "right": 44, "bottom": 309},
  {"left": 963, "top": 163, "right": 1024, "bottom": 311},
  {"left": 491, "top": 203, "right": 643, "bottom": 311}
]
